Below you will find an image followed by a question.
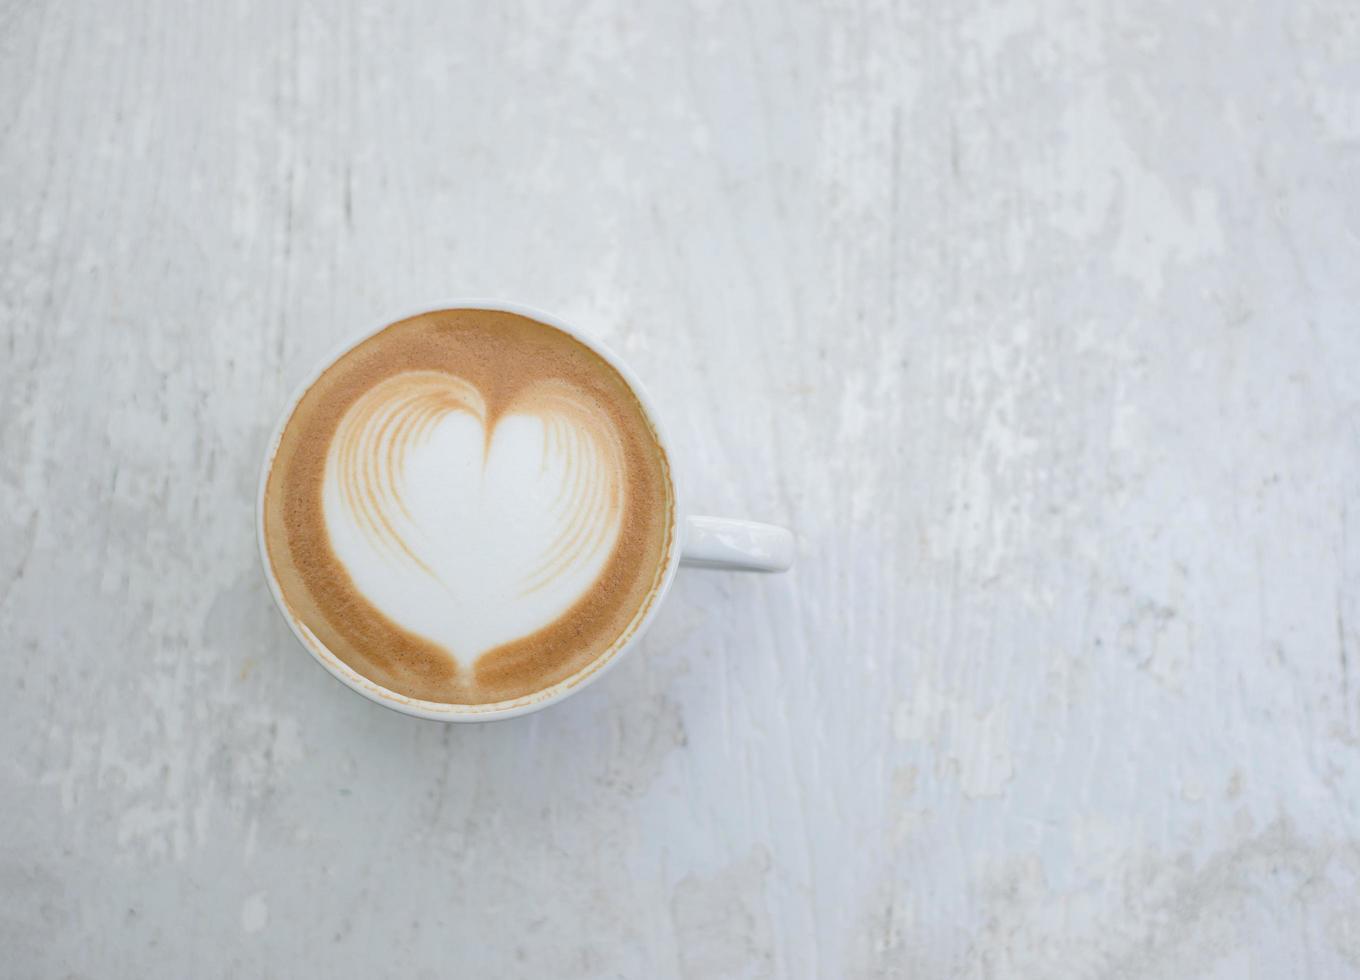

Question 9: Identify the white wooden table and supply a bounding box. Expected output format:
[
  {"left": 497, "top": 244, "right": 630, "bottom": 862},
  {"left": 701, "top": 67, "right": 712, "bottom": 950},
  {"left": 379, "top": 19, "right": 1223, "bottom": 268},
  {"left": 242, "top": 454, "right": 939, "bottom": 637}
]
[{"left": 4, "top": 1, "right": 1359, "bottom": 976}]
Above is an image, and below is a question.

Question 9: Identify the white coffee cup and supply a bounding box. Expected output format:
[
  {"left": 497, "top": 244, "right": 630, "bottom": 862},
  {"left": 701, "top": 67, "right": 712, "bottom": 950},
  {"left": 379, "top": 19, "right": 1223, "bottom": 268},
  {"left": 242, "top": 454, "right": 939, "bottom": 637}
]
[{"left": 257, "top": 300, "right": 795, "bottom": 721}]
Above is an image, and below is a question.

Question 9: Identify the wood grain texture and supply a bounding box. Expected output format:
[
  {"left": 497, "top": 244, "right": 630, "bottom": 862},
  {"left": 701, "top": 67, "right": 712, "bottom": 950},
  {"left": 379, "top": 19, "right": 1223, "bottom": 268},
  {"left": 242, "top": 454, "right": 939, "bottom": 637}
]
[{"left": 2, "top": 0, "right": 1358, "bottom": 976}]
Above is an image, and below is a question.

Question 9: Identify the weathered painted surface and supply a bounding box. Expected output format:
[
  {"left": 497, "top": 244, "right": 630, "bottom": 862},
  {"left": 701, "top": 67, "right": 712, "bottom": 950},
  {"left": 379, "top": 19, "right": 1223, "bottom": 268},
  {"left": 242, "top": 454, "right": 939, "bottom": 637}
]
[{"left": 3, "top": 0, "right": 1359, "bottom": 976}]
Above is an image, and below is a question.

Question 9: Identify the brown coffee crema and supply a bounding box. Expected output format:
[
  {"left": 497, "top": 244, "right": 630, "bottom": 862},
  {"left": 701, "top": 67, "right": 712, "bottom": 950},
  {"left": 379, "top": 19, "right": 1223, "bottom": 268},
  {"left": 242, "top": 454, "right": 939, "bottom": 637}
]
[{"left": 262, "top": 309, "right": 675, "bottom": 705}]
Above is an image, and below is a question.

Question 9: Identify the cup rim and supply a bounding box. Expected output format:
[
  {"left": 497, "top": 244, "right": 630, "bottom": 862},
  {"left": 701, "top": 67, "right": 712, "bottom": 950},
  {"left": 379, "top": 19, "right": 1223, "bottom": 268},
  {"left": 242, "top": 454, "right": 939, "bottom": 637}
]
[{"left": 256, "top": 299, "right": 683, "bottom": 722}]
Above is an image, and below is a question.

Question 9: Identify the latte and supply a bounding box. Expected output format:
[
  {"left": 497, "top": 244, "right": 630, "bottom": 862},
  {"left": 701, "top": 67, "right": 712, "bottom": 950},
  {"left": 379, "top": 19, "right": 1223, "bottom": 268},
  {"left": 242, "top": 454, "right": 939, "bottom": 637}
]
[{"left": 262, "top": 309, "right": 675, "bottom": 706}]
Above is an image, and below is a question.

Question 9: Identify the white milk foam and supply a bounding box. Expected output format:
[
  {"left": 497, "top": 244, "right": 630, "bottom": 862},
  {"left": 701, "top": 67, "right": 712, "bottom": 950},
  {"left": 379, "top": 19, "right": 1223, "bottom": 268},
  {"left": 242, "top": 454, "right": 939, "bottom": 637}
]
[{"left": 321, "top": 373, "right": 623, "bottom": 663}]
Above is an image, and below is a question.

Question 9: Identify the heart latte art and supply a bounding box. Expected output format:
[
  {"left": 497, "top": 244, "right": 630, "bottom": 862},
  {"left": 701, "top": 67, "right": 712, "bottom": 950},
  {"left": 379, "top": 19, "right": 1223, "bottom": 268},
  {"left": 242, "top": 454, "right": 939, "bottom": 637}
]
[
  {"left": 324, "top": 372, "right": 625, "bottom": 661},
  {"left": 262, "top": 310, "right": 674, "bottom": 706}
]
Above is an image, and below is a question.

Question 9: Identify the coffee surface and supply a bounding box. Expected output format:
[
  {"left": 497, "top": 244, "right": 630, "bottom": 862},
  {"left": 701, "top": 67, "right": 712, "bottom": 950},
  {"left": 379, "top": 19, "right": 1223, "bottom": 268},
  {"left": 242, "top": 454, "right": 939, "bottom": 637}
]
[{"left": 263, "top": 309, "right": 674, "bottom": 705}]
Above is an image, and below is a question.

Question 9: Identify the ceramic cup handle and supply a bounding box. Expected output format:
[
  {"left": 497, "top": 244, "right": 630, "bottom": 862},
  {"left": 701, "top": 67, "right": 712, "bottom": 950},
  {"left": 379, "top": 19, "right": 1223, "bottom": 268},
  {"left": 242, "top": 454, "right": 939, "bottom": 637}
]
[{"left": 680, "top": 515, "right": 795, "bottom": 572}]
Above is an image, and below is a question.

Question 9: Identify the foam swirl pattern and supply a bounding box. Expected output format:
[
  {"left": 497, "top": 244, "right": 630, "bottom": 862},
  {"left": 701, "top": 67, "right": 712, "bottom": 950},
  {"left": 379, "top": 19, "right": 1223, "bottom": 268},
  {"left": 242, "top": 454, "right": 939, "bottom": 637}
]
[
  {"left": 261, "top": 308, "right": 674, "bottom": 706},
  {"left": 322, "top": 371, "right": 625, "bottom": 662}
]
